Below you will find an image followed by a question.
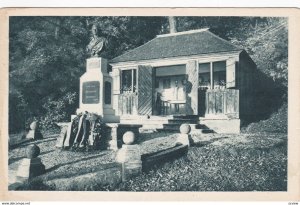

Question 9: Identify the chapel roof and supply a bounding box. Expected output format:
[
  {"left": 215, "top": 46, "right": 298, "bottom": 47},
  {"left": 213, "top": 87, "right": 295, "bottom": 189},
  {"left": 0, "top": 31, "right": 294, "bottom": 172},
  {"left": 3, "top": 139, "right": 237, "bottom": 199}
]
[{"left": 110, "top": 28, "right": 242, "bottom": 63}]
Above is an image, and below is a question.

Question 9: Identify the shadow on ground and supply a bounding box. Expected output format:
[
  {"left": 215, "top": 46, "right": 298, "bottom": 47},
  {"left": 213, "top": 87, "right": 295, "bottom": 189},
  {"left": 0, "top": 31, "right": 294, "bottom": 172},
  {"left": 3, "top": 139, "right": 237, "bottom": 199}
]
[{"left": 191, "top": 136, "right": 229, "bottom": 147}]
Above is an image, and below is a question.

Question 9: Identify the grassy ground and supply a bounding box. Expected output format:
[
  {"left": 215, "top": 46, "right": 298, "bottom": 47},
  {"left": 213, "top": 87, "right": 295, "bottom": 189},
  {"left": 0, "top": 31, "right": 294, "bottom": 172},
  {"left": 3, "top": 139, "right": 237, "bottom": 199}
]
[
  {"left": 8, "top": 130, "right": 287, "bottom": 191},
  {"left": 117, "top": 133, "right": 287, "bottom": 191}
]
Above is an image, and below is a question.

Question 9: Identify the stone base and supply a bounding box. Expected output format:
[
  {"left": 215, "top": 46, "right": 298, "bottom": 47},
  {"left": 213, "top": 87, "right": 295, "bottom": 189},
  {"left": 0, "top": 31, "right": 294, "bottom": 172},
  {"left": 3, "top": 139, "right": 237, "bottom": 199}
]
[
  {"left": 176, "top": 133, "right": 191, "bottom": 146},
  {"left": 16, "top": 158, "right": 45, "bottom": 182},
  {"left": 102, "top": 114, "right": 120, "bottom": 123},
  {"left": 122, "top": 161, "right": 142, "bottom": 182},
  {"left": 116, "top": 144, "right": 141, "bottom": 163},
  {"left": 108, "top": 139, "right": 118, "bottom": 151},
  {"left": 26, "top": 130, "right": 35, "bottom": 139},
  {"left": 55, "top": 125, "right": 68, "bottom": 148},
  {"left": 105, "top": 123, "right": 142, "bottom": 150},
  {"left": 76, "top": 108, "right": 120, "bottom": 123},
  {"left": 115, "top": 144, "right": 142, "bottom": 182},
  {"left": 26, "top": 130, "right": 43, "bottom": 140},
  {"left": 200, "top": 118, "right": 240, "bottom": 134}
]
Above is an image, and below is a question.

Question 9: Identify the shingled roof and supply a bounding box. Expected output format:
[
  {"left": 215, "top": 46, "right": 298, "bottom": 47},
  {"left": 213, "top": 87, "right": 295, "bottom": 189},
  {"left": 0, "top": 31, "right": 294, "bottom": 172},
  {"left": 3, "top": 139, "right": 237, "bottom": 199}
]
[{"left": 110, "top": 28, "right": 242, "bottom": 63}]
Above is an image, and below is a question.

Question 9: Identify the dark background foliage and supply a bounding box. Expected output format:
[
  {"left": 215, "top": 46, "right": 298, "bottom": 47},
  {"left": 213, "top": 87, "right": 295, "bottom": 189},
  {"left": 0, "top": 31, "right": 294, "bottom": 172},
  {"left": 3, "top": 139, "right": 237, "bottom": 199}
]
[{"left": 9, "top": 16, "right": 288, "bottom": 133}]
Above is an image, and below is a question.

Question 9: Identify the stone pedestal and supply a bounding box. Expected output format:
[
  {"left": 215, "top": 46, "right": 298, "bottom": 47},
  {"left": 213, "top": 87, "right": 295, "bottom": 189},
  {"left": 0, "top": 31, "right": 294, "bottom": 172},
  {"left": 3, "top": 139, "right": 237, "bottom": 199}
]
[
  {"left": 176, "top": 124, "right": 192, "bottom": 146},
  {"left": 105, "top": 123, "right": 142, "bottom": 150},
  {"left": 116, "top": 144, "right": 141, "bottom": 163},
  {"left": 25, "top": 130, "right": 35, "bottom": 139},
  {"left": 16, "top": 144, "right": 45, "bottom": 183},
  {"left": 55, "top": 123, "right": 69, "bottom": 148},
  {"left": 176, "top": 133, "right": 191, "bottom": 146},
  {"left": 115, "top": 133, "right": 142, "bottom": 182},
  {"left": 77, "top": 57, "right": 119, "bottom": 123},
  {"left": 16, "top": 158, "right": 45, "bottom": 182},
  {"left": 26, "top": 121, "right": 43, "bottom": 140}
]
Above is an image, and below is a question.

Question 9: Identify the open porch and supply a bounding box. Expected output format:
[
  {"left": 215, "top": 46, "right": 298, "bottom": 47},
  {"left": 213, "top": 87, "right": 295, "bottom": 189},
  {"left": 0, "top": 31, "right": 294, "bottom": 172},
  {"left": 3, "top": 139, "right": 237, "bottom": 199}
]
[{"left": 115, "top": 59, "right": 239, "bottom": 120}]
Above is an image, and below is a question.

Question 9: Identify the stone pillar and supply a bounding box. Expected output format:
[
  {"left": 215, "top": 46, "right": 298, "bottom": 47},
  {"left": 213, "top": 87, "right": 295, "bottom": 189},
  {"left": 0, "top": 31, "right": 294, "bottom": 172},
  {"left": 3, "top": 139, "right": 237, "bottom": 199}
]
[
  {"left": 106, "top": 124, "right": 119, "bottom": 151},
  {"left": 26, "top": 121, "right": 43, "bottom": 140},
  {"left": 176, "top": 124, "right": 192, "bottom": 147},
  {"left": 111, "top": 68, "right": 121, "bottom": 115},
  {"left": 16, "top": 144, "right": 45, "bottom": 183},
  {"left": 115, "top": 131, "right": 142, "bottom": 181},
  {"left": 77, "top": 57, "right": 119, "bottom": 123},
  {"left": 55, "top": 123, "right": 69, "bottom": 148}
]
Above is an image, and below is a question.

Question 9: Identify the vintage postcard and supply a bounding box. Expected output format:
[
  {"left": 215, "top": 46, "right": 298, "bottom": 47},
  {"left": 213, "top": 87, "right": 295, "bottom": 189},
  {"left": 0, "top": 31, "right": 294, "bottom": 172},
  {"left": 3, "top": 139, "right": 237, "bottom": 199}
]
[{"left": 0, "top": 8, "right": 299, "bottom": 201}]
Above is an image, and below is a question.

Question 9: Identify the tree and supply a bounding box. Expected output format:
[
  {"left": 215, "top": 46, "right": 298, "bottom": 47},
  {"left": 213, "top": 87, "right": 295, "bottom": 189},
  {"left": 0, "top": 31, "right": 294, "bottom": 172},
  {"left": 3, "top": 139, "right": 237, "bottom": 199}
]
[{"left": 9, "top": 16, "right": 165, "bottom": 132}]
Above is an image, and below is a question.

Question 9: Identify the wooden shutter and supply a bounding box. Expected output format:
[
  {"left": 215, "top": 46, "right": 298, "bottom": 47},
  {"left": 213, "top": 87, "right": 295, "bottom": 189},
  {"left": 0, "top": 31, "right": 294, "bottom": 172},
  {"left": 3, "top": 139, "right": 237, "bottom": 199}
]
[
  {"left": 137, "top": 65, "right": 154, "bottom": 115},
  {"left": 226, "top": 58, "right": 236, "bottom": 88},
  {"left": 186, "top": 60, "right": 199, "bottom": 115}
]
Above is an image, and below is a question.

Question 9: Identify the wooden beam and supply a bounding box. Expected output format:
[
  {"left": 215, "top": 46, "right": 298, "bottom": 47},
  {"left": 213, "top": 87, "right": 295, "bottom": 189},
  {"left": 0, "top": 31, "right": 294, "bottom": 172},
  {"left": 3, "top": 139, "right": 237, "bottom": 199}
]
[
  {"left": 131, "top": 69, "right": 134, "bottom": 92},
  {"left": 210, "top": 62, "right": 213, "bottom": 89}
]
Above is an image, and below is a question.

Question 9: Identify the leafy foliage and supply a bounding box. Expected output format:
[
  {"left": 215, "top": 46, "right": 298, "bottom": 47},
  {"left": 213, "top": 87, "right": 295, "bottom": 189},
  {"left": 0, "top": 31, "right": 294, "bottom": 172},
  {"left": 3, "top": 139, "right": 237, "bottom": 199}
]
[{"left": 242, "top": 103, "right": 287, "bottom": 133}]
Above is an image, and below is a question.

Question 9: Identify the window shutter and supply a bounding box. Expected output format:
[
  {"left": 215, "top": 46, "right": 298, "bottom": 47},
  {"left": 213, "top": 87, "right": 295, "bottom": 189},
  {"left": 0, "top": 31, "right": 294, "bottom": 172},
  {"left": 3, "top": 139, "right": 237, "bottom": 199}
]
[
  {"left": 226, "top": 58, "right": 236, "bottom": 88},
  {"left": 137, "top": 65, "right": 153, "bottom": 115}
]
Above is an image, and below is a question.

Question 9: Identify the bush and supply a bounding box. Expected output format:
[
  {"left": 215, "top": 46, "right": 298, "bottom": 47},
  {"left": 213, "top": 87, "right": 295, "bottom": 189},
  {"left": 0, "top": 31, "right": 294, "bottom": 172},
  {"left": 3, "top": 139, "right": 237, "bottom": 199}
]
[
  {"left": 39, "top": 92, "right": 78, "bottom": 130},
  {"left": 242, "top": 103, "right": 287, "bottom": 133}
]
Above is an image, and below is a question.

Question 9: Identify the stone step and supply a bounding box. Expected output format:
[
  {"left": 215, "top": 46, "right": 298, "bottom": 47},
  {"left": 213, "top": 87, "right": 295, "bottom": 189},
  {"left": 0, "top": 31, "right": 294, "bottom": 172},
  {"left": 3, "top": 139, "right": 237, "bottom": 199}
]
[
  {"left": 120, "top": 119, "right": 169, "bottom": 125},
  {"left": 167, "top": 119, "right": 199, "bottom": 124},
  {"left": 158, "top": 123, "right": 214, "bottom": 133},
  {"left": 172, "top": 115, "right": 199, "bottom": 120},
  {"left": 140, "top": 124, "right": 164, "bottom": 129}
]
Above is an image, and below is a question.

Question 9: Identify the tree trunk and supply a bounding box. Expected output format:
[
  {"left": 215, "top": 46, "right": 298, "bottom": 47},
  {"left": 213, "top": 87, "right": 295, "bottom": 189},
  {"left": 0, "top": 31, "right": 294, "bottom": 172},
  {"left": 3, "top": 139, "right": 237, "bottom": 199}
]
[
  {"left": 168, "top": 16, "right": 177, "bottom": 33},
  {"left": 55, "top": 18, "right": 62, "bottom": 40}
]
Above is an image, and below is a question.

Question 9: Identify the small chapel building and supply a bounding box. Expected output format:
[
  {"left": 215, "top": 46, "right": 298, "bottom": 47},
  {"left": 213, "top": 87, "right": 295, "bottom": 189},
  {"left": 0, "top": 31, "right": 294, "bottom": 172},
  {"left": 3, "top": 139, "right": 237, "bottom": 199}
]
[
  {"left": 109, "top": 29, "right": 256, "bottom": 133},
  {"left": 78, "top": 28, "right": 257, "bottom": 133}
]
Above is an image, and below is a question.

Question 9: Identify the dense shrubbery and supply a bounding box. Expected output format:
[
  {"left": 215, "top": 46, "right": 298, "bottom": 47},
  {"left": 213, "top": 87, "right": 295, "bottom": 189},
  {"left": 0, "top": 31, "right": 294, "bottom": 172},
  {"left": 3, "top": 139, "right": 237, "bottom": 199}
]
[
  {"left": 242, "top": 103, "right": 287, "bottom": 133},
  {"left": 39, "top": 92, "right": 78, "bottom": 130}
]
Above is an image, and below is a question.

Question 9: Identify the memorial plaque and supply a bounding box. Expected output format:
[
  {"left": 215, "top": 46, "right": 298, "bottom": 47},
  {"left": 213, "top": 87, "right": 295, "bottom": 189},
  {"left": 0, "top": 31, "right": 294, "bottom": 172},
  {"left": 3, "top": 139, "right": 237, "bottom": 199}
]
[{"left": 82, "top": 81, "right": 100, "bottom": 104}]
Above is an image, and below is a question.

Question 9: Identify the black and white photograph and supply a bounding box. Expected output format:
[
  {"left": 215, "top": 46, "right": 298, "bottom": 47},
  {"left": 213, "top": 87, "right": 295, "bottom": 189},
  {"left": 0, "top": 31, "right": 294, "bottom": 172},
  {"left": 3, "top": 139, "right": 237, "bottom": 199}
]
[{"left": 4, "top": 10, "right": 294, "bottom": 197}]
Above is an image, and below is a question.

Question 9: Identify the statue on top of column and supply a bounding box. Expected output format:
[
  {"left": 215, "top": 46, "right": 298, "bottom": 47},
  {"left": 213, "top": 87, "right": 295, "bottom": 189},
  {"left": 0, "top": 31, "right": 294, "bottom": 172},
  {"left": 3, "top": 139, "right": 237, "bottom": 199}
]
[{"left": 86, "top": 24, "right": 107, "bottom": 57}]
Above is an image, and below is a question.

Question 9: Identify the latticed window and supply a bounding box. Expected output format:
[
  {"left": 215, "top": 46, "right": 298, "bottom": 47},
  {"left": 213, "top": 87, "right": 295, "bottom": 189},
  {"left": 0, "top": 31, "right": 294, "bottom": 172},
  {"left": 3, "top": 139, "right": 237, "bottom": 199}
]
[{"left": 121, "top": 69, "right": 137, "bottom": 93}]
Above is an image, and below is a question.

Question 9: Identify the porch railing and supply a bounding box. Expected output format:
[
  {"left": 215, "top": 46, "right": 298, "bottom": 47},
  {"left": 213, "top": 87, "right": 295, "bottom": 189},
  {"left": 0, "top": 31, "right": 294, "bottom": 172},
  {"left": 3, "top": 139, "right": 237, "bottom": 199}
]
[
  {"left": 118, "top": 92, "right": 138, "bottom": 115},
  {"left": 204, "top": 89, "right": 239, "bottom": 118}
]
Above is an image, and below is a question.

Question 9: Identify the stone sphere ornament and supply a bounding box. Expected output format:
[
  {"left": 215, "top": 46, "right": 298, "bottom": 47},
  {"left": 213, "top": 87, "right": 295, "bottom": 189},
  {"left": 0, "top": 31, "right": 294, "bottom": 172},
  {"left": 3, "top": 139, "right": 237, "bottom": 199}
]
[
  {"left": 123, "top": 131, "right": 135, "bottom": 145},
  {"left": 180, "top": 124, "right": 191, "bottom": 134},
  {"left": 26, "top": 144, "right": 40, "bottom": 159},
  {"left": 30, "top": 121, "right": 39, "bottom": 130}
]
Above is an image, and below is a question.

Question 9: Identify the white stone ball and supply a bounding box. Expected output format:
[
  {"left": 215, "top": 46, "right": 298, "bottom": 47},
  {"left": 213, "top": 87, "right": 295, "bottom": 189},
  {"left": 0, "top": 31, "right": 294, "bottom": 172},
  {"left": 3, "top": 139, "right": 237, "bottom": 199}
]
[
  {"left": 180, "top": 124, "right": 191, "bottom": 134},
  {"left": 123, "top": 131, "right": 135, "bottom": 145}
]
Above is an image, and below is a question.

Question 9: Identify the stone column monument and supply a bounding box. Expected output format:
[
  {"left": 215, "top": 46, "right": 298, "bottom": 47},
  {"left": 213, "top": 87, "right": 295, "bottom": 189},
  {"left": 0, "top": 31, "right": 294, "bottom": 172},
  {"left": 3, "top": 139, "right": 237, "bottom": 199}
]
[{"left": 76, "top": 24, "right": 119, "bottom": 123}]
